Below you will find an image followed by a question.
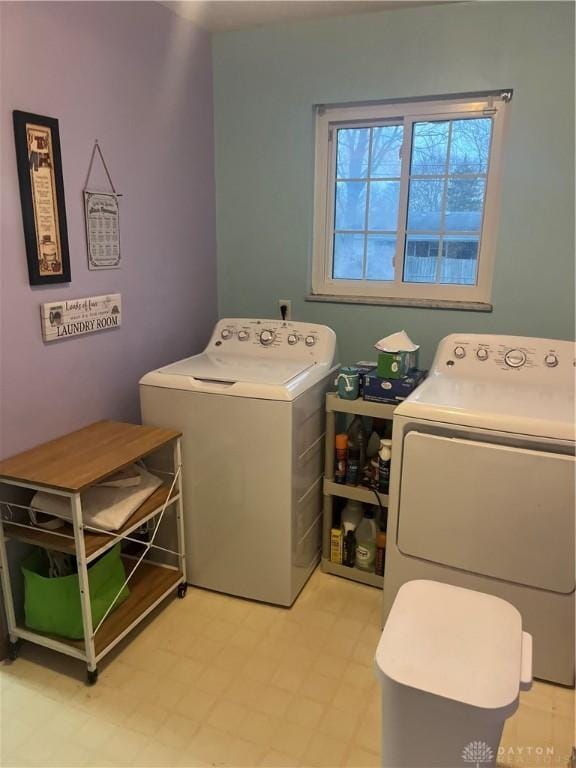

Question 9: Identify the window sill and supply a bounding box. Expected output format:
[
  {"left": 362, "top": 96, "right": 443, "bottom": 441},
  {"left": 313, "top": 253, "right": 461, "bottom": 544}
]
[{"left": 305, "top": 294, "right": 493, "bottom": 312}]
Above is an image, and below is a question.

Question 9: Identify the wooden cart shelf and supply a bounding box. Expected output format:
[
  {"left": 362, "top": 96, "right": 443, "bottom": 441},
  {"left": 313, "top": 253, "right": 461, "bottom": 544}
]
[
  {"left": 0, "top": 420, "right": 180, "bottom": 492},
  {"left": 17, "top": 560, "right": 183, "bottom": 658},
  {"left": 0, "top": 420, "right": 187, "bottom": 685},
  {"left": 3, "top": 485, "right": 179, "bottom": 561},
  {"left": 92, "top": 560, "right": 182, "bottom": 656}
]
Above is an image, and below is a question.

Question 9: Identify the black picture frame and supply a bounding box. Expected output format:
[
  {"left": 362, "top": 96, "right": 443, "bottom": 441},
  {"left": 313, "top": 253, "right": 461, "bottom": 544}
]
[{"left": 13, "top": 110, "right": 71, "bottom": 285}]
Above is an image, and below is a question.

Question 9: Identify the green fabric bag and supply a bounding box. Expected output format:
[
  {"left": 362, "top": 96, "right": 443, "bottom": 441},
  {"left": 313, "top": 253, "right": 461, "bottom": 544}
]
[{"left": 22, "top": 544, "right": 129, "bottom": 640}]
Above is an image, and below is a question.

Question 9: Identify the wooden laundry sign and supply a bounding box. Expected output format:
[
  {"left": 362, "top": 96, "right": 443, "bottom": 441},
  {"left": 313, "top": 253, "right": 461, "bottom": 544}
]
[{"left": 40, "top": 293, "right": 121, "bottom": 342}]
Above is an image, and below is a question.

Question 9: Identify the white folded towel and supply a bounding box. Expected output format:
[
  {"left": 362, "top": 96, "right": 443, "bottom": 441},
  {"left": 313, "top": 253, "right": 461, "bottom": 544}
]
[{"left": 31, "top": 464, "right": 163, "bottom": 532}]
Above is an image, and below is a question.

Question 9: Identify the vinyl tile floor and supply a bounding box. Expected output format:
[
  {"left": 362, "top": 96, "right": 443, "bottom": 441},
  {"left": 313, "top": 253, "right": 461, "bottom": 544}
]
[{"left": 1, "top": 568, "right": 574, "bottom": 768}]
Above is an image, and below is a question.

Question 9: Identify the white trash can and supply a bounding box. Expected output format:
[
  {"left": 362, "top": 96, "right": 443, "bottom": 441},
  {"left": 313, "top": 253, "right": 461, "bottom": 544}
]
[{"left": 375, "top": 580, "right": 533, "bottom": 768}]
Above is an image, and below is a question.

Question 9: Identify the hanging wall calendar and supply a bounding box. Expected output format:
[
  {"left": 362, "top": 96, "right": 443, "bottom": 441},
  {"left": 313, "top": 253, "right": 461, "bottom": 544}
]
[{"left": 83, "top": 140, "right": 121, "bottom": 270}]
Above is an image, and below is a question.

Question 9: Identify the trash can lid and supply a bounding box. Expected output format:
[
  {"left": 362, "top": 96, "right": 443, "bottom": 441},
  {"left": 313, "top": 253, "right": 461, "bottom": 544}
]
[{"left": 375, "top": 580, "right": 523, "bottom": 710}]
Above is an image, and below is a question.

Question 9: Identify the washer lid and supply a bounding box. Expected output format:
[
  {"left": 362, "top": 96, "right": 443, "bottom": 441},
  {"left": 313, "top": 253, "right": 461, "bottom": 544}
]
[
  {"left": 158, "top": 353, "right": 314, "bottom": 386},
  {"left": 375, "top": 580, "right": 525, "bottom": 711}
]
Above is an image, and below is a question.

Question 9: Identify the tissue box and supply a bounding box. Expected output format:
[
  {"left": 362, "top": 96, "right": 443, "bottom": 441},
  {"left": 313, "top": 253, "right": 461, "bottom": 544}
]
[
  {"left": 363, "top": 369, "right": 427, "bottom": 404},
  {"left": 377, "top": 350, "right": 417, "bottom": 379}
]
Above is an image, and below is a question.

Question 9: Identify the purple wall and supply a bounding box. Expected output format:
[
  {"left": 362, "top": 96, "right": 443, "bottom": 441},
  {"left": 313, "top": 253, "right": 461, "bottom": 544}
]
[{"left": 0, "top": 2, "right": 217, "bottom": 458}]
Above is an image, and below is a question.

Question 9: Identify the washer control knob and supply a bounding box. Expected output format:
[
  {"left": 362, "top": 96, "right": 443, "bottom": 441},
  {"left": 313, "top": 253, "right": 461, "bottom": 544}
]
[
  {"left": 221, "top": 328, "right": 232, "bottom": 340},
  {"left": 238, "top": 330, "right": 249, "bottom": 341},
  {"left": 305, "top": 335, "right": 316, "bottom": 347},
  {"left": 259, "top": 329, "right": 275, "bottom": 346},
  {"left": 476, "top": 348, "right": 489, "bottom": 361},
  {"left": 504, "top": 348, "right": 527, "bottom": 368},
  {"left": 544, "top": 353, "right": 559, "bottom": 368},
  {"left": 287, "top": 333, "right": 298, "bottom": 345},
  {"left": 454, "top": 346, "right": 466, "bottom": 359}
]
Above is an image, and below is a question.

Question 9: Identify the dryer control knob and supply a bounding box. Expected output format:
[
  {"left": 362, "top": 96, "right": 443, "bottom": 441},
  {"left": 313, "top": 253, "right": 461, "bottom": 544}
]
[
  {"left": 259, "top": 329, "right": 275, "bottom": 346},
  {"left": 238, "top": 330, "right": 249, "bottom": 341},
  {"left": 287, "top": 334, "right": 298, "bottom": 345},
  {"left": 476, "top": 348, "right": 489, "bottom": 361},
  {"left": 504, "top": 348, "right": 526, "bottom": 368},
  {"left": 221, "top": 328, "right": 232, "bottom": 340},
  {"left": 544, "top": 353, "right": 559, "bottom": 368},
  {"left": 305, "top": 335, "right": 316, "bottom": 347},
  {"left": 454, "top": 346, "right": 466, "bottom": 359}
]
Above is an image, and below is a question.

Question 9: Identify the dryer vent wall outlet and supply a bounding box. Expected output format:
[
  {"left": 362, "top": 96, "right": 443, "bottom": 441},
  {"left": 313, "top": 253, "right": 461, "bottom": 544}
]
[{"left": 278, "top": 300, "right": 292, "bottom": 321}]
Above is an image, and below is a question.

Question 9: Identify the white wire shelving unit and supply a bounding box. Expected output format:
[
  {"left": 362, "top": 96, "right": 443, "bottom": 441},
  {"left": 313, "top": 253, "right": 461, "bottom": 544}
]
[{"left": 0, "top": 420, "right": 187, "bottom": 685}]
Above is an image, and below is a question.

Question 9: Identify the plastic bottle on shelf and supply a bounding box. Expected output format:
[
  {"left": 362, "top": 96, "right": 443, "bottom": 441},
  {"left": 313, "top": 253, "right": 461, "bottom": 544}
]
[
  {"left": 374, "top": 418, "right": 393, "bottom": 441},
  {"left": 347, "top": 416, "right": 367, "bottom": 484},
  {"left": 341, "top": 501, "right": 363, "bottom": 568},
  {"left": 343, "top": 526, "right": 356, "bottom": 567},
  {"left": 345, "top": 445, "right": 360, "bottom": 485},
  {"left": 378, "top": 439, "right": 392, "bottom": 494},
  {"left": 330, "top": 528, "right": 344, "bottom": 564},
  {"left": 341, "top": 500, "right": 363, "bottom": 530},
  {"left": 355, "top": 507, "right": 377, "bottom": 572},
  {"left": 370, "top": 504, "right": 382, "bottom": 529},
  {"left": 375, "top": 528, "right": 387, "bottom": 576},
  {"left": 334, "top": 434, "right": 348, "bottom": 484},
  {"left": 370, "top": 457, "right": 379, "bottom": 488}
]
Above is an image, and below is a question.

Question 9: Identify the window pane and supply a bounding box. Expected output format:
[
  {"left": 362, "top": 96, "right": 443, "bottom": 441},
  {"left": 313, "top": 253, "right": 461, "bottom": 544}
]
[
  {"left": 368, "top": 181, "right": 400, "bottom": 231},
  {"left": 403, "top": 236, "right": 440, "bottom": 283},
  {"left": 411, "top": 121, "right": 449, "bottom": 175},
  {"left": 335, "top": 181, "right": 366, "bottom": 230},
  {"left": 371, "top": 125, "right": 404, "bottom": 177},
  {"left": 449, "top": 118, "right": 492, "bottom": 174},
  {"left": 445, "top": 178, "right": 486, "bottom": 231},
  {"left": 337, "top": 128, "right": 370, "bottom": 179},
  {"left": 440, "top": 237, "right": 479, "bottom": 285},
  {"left": 333, "top": 233, "right": 364, "bottom": 279},
  {"left": 407, "top": 179, "right": 444, "bottom": 231},
  {"left": 366, "top": 235, "right": 395, "bottom": 280}
]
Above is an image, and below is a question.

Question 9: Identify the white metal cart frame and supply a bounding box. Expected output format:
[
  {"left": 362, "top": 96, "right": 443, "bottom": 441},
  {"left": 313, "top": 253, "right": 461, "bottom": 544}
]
[{"left": 0, "top": 422, "right": 187, "bottom": 685}]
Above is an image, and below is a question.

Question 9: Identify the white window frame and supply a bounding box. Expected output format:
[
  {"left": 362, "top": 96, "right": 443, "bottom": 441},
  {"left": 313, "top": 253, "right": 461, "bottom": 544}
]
[{"left": 310, "top": 94, "right": 510, "bottom": 309}]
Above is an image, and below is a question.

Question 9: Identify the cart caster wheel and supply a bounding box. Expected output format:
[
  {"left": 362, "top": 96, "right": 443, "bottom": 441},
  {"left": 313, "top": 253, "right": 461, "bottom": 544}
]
[
  {"left": 7, "top": 640, "right": 19, "bottom": 661},
  {"left": 177, "top": 583, "right": 188, "bottom": 599},
  {"left": 86, "top": 668, "right": 98, "bottom": 686}
]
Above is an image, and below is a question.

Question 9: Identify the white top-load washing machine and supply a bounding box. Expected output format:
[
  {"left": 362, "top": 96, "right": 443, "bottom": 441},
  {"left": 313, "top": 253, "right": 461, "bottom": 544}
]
[
  {"left": 382, "top": 334, "right": 575, "bottom": 685},
  {"left": 140, "top": 318, "right": 337, "bottom": 606}
]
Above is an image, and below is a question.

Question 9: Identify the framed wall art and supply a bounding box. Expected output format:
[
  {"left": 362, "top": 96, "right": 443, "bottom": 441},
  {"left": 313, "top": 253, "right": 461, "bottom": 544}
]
[{"left": 13, "top": 110, "right": 71, "bottom": 285}]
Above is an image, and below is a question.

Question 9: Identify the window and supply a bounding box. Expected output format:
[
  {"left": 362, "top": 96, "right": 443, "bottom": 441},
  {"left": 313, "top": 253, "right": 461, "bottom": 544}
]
[{"left": 311, "top": 93, "right": 510, "bottom": 308}]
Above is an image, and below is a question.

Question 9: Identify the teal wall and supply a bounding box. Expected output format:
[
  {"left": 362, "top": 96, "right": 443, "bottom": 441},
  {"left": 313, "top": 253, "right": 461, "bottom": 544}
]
[{"left": 213, "top": 1, "right": 574, "bottom": 367}]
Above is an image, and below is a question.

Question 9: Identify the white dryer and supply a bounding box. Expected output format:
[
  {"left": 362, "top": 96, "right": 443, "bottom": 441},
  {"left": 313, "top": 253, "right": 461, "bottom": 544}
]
[
  {"left": 382, "top": 334, "right": 575, "bottom": 685},
  {"left": 140, "top": 318, "right": 337, "bottom": 606}
]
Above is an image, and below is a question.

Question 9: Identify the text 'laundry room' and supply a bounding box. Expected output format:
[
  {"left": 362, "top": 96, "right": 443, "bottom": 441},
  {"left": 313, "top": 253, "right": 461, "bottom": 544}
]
[{"left": 0, "top": 2, "right": 574, "bottom": 768}]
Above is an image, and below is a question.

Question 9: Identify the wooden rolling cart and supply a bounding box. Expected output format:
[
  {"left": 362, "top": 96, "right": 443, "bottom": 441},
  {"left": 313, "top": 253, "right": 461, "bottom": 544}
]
[
  {"left": 0, "top": 421, "right": 187, "bottom": 684},
  {"left": 321, "top": 393, "right": 396, "bottom": 588}
]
